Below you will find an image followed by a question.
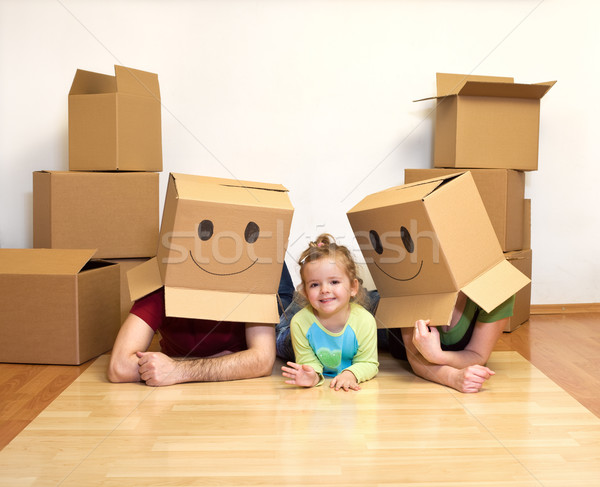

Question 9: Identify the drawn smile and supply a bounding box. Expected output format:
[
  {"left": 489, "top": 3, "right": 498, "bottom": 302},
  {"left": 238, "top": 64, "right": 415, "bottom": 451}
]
[
  {"left": 374, "top": 260, "right": 423, "bottom": 281},
  {"left": 189, "top": 251, "right": 258, "bottom": 276}
]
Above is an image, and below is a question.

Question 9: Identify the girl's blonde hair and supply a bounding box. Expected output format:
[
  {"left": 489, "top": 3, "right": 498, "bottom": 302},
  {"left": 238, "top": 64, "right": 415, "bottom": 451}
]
[{"left": 296, "top": 233, "right": 370, "bottom": 308}]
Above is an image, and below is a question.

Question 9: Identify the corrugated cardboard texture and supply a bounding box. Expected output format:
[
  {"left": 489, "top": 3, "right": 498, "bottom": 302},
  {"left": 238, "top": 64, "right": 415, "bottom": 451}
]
[
  {"left": 33, "top": 171, "right": 159, "bottom": 259},
  {"left": 157, "top": 173, "right": 293, "bottom": 295},
  {"left": 376, "top": 293, "right": 458, "bottom": 329},
  {"left": 417, "top": 73, "right": 555, "bottom": 171},
  {"left": 405, "top": 169, "right": 525, "bottom": 251},
  {"left": 129, "top": 173, "right": 294, "bottom": 323},
  {"left": 0, "top": 250, "right": 120, "bottom": 365},
  {"left": 504, "top": 249, "right": 532, "bottom": 332},
  {"left": 107, "top": 258, "right": 150, "bottom": 323},
  {"left": 348, "top": 172, "right": 530, "bottom": 328},
  {"left": 165, "top": 287, "right": 279, "bottom": 324},
  {"left": 68, "top": 65, "right": 162, "bottom": 172},
  {"left": 523, "top": 199, "right": 531, "bottom": 250},
  {"left": 127, "top": 258, "right": 163, "bottom": 302}
]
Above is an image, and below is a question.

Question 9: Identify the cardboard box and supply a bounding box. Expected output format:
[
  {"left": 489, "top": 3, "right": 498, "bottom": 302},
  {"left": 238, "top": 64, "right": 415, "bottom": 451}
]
[
  {"left": 504, "top": 248, "right": 532, "bottom": 332},
  {"left": 404, "top": 168, "right": 525, "bottom": 251},
  {"left": 523, "top": 199, "right": 531, "bottom": 249},
  {"left": 68, "top": 65, "right": 162, "bottom": 171},
  {"left": 128, "top": 173, "right": 294, "bottom": 323},
  {"left": 33, "top": 171, "right": 159, "bottom": 259},
  {"left": 106, "top": 258, "right": 150, "bottom": 323},
  {"left": 415, "top": 73, "right": 555, "bottom": 171},
  {"left": 347, "top": 172, "right": 530, "bottom": 328},
  {"left": 0, "top": 249, "right": 120, "bottom": 365}
]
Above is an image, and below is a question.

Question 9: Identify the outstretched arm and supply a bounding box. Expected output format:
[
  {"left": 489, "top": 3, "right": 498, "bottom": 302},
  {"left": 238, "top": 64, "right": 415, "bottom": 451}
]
[
  {"left": 136, "top": 323, "right": 276, "bottom": 386},
  {"left": 412, "top": 318, "right": 507, "bottom": 368},
  {"left": 401, "top": 324, "right": 500, "bottom": 394},
  {"left": 107, "top": 313, "right": 156, "bottom": 383}
]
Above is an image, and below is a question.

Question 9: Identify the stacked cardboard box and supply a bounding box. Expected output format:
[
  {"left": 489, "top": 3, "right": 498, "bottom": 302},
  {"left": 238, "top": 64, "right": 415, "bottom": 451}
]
[
  {"left": 1, "top": 65, "right": 161, "bottom": 365},
  {"left": 408, "top": 73, "right": 555, "bottom": 332}
]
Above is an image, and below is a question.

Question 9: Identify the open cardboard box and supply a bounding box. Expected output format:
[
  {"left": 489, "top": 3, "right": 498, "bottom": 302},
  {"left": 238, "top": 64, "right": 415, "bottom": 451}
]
[
  {"left": 106, "top": 258, "right": 151, "bottom": 323},
  {"left": 0, "top": 249, "right": 120, "bottom": 365},
  {"left": 347, "top": 172, "right": 530, "bottom": 328},
  {"left": 68, "top": 65, "right": 162, "bottom": 172},
  {"left": 404, "top": 168, "right": 525, "bottom": 251},
  {"left": 504, "top": 248, "right": 532, "bottom": 332},
  {"left": 33, "top": 171, "right": 159, "bottom": 259},
  {"left": 128, "top": 173, "right": 294, "bottom": 324},
  {"left": 415, "top": 73, "right": 555, "bottom": 171}
]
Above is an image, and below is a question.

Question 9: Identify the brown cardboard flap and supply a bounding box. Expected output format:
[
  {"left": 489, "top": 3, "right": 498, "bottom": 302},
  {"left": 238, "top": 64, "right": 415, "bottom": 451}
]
[
  {"left": 115, "top": 65, "right": 160, "bottom": 99},
  {"left": 0, "top": 249, "right": 96, "bottom": 275},
  {"left": 164, "top": 287, "right": 279, "bottom": 324},
  {"left": 461, "top": 259, "right": 530, "bottom": 313},
  {"left": 69, "top": 69, "right": 115, "bottom": 95},
  {"left": 458, "top": 81, "right": 555, "bottom": 99},
  {"left": 127, "top": 257, "right": 163, "bottom": 302},
  {"left": 375, "top": 293, "right": 459, "bottom": 329},
  {"left": 171, "top": 173, "right": 292, "bottom": 208},
  {"left": 414, "top": 74, "right": 555, "bottom": 102},
  {"left": 348, "top": 178, "right": 446, "bottom": 213},
  {"left": 437, "top": 73, "right": 514, "bottom": 96}
]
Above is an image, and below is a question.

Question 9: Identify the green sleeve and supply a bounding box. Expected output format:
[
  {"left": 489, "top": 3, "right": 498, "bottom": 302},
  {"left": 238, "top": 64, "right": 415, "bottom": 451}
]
[
  {"left": 290, "top": 308, "right": 324, "bottom": 386},
  {"left": 344, "top": 305, "right": 379, "bottom": 384},
  {"left": 478, "top": 294, "right": 516, "bottom": 323}
]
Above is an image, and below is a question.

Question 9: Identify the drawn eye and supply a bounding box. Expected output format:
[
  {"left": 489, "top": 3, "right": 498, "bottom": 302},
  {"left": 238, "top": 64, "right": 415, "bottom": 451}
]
[
  {"left": 244, "top": 221, "right": 260, "bottom": 244},
  {"left": 198, "top": 220, "right": 214, "bottom": 241},
  {"left": 369, "top": 230, "right": 383, "bottom": 255},
  {"left": 400, "top": 226, "right": 414, "bottom": 253}
]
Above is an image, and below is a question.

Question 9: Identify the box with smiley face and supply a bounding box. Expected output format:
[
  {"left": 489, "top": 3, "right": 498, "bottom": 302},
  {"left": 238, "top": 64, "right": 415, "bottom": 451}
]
[
  {"left": 347, "top": 172, "right": 530, "bottom": 328},
  {"left": 128, "top": 173, "right": 294, "bottom": 323}
]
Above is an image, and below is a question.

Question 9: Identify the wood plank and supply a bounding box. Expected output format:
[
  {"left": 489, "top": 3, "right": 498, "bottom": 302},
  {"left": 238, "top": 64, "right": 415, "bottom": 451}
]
[
  {"left": 0, "top": 352, "right": 599, "bottom": 486},
  {"left": 531, "top": 303, "right": 600, "bottom": 314},
  {"left": 496, "top": 313, "right": 600, "bottom": 418}
]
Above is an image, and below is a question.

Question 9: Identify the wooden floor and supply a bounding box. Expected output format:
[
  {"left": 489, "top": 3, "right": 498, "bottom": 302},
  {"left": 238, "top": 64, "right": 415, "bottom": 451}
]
[{"left": 0, "top": 313, "right": 599, "bottom": 486}]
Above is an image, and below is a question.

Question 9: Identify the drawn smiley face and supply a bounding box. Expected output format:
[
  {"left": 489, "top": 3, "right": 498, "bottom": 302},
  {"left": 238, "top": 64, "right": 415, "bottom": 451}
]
[
  {"left": 189, "top": 219, "right": 261, "bottom": 276},
  {"left": 368, "top": 226, "right": 423, "bottom": 281}
]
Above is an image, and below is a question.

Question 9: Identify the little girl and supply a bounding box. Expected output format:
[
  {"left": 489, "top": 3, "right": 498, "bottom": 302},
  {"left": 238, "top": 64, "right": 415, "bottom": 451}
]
[{"left": 280, "top": 234, "right": 379, "bottom": 391}]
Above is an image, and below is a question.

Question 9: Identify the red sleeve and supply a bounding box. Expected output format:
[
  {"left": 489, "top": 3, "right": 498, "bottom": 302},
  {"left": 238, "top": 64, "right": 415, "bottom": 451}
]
[{"left": 129, "top": 288, "right": 166, "bottom": 332}]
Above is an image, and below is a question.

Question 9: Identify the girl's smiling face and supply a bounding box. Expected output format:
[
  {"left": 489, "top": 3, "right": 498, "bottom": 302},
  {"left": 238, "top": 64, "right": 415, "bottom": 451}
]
[{"left": 302, "top": 257, "right": 358, "bottom": 325}]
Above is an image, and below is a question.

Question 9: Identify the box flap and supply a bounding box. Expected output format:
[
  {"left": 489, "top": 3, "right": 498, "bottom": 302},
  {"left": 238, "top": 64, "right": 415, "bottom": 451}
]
[
  {"left": 375, "top": 293, "right": 459, "bottom": 329},
  {"left": 457, "top": 80, "right": 555, "bottom": 99},
  {"left": 0, "top": 249, "right": 96, "bottom": 275},
  {"left": 461, "top": 259, "right": 530, "bottom": 313},
  {"left": 348, "top": 173, "right": 464, "bottom": 214},
  {"left": 127, "top": 257, "right": 163, "bottom": 302},
  {"left": 414, "top": 73, "right": 555, "bottom": 102},
  {"left": 115, "top": 65, "right": 160, "bottom": 99},
  {"left": 437, "top": 73, "right": 515, "bottom": 96},
  {"left": 164, "top": 287, "right": 280, "bottom": 323},
  {"left": 414, "top": 73, "right": 514, "bottom": 102},
  {"left": 69, "top": 69, "right": 116, "bottom": 95},
  {"left": 170, "top": 173, "right": 292, "bottom": 209},
  {"left": 348, "top": 179, "right": 442, "bottom": 214}
]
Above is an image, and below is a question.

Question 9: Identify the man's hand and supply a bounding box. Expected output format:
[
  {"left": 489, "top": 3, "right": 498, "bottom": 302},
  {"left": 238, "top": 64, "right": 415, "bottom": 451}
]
[{"left": 136, "top": 351, "right": 182, "bottom": 387}]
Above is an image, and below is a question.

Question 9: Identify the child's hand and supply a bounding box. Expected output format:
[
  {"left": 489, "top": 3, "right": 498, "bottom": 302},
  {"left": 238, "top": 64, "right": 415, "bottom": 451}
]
[
  {"left": 281, "top": 362, "right": 319, "bottom": 387},
  {"left": 330, "top": 370, "right": 360, "bottom": 392}
]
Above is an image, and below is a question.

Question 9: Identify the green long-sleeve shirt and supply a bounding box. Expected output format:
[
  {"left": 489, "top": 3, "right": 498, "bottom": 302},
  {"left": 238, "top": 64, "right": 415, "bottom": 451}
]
[{"left": 290, "top": 303, "right": 379, "bottom": 386}]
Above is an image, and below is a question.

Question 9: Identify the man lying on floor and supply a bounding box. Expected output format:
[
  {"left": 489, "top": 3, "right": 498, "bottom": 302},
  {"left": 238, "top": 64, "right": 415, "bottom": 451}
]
[{"left": 107, "top": 264, "right": 294, "bottom": 387}]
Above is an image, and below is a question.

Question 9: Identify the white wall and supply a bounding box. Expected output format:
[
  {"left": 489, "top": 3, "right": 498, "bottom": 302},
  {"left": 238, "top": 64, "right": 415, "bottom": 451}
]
[{"left": 1, "top": 0, "right": 598, "bottom": 304}]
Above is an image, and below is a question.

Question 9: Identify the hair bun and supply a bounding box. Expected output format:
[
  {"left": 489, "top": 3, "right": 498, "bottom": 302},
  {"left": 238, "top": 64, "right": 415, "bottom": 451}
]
[{"left": 313, "top": 233, "right": 334, "bottom": 248}]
